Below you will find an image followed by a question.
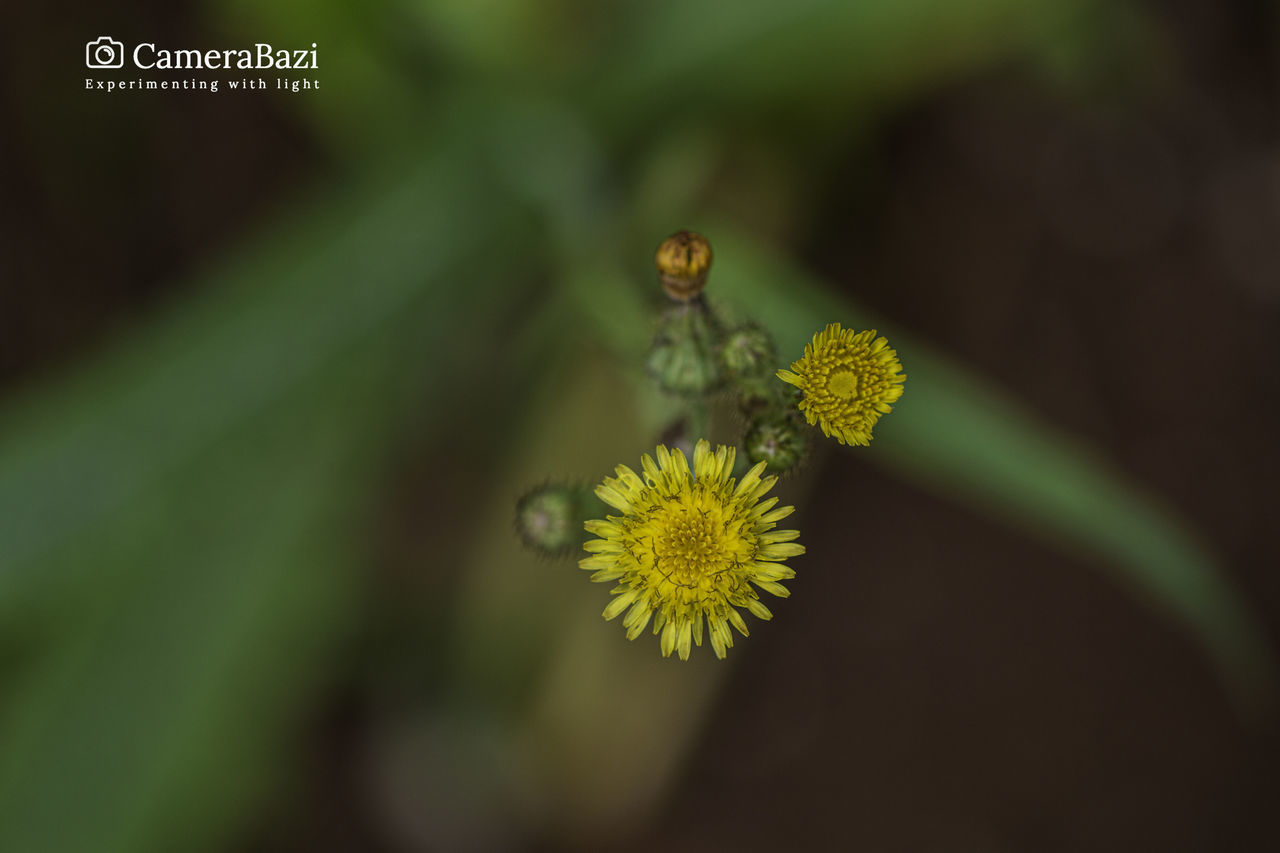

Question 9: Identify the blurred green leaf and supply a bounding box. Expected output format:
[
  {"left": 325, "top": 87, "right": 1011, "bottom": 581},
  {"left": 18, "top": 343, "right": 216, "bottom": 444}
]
[
  {"left": 708, "top": 226, "right": 1276, "bottom": 714},
  {"left": 593, "top": 0, "right": 1092, "bottom": 132},
  {"left": 0, "top": 143, "right": 542, "bottom": 852}
]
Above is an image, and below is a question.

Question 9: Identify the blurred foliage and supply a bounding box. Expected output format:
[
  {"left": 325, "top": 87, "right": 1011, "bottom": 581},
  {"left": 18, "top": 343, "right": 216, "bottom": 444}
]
[{"left": 1, "top": 0, "right": 1273, "bottom": 851}]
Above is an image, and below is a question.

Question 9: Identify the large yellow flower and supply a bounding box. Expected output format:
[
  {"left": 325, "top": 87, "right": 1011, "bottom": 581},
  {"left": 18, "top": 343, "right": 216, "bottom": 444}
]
[
  {"left": 580, "top": 440, "right": 803, "bottom": 660},
  {"left": 777, "top": 323, "right": 905, "bottom": 446}
]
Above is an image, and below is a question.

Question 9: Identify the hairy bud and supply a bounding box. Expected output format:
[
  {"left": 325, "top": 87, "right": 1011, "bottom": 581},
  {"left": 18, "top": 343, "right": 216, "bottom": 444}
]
[
  {"left": 720, "top": 323, "right": 776, "bottom": 379},
  {"left": 647, "top": 302, "right": 724, "bottom": 396},
  {"left": 515, "top": 483, "right": 587, "bottom": 557},
  {"left": 744, "top": 413, "right": 809, "bottom": 475}
]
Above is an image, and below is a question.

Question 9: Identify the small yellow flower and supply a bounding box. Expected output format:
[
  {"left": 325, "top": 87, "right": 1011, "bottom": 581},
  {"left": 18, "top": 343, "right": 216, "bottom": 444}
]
[
  {"left": 778, "top": 323, "right": 905, "bottom": 446},
  {"left": 580, "top": 440, "right": 803, "bottom": 660}
]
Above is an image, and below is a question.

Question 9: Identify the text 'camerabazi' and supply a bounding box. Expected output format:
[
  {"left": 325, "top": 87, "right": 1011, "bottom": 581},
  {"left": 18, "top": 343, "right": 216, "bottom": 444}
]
[{"left": 132, "top": 42, "right": 318, "bottom": 70}]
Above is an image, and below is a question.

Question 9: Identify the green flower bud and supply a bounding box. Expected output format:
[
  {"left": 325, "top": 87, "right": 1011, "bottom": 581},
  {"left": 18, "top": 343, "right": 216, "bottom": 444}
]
[
  {"left": 515, "top": 483, "right": 587, "bottom": 557},
  {"left": 733, "top": 376, "right": 776, "bottom": 415},
  {"left": 744, "top": 412, "right": 808, "bottom": 475},
  {"left": 647, "top": 301, "right": 724, "bottom": 396},
  {"left": 719, "top": 323, "right": 776, "bottom": 379}
]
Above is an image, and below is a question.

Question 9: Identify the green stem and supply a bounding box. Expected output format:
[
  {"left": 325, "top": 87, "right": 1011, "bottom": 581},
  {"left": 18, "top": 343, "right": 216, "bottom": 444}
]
[{"left": 688, "top": 400, "right": 710, "bottom": 443}]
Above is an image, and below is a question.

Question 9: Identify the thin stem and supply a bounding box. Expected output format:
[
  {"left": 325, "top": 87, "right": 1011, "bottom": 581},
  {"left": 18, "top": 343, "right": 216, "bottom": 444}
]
[{"left": 688, "top": 400, "right": 710, "bottom": 443}]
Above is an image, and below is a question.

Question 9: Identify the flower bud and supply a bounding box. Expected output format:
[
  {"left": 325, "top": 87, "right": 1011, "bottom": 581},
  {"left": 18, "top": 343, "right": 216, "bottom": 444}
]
[
  {"left": 515, "top": 483, "right": 587, "bottom": 557},
  {"left": 647, "top": 302, "right": 724, "bottom": 396},
  {"left": 744, "top": 413, "right": 808, "bottom": 475},
  {"left": 655, "top": 230, "right": 713, "bottom": 301},
  {"left": 719, "top": 323, "right": 776, "bottom": 379}
]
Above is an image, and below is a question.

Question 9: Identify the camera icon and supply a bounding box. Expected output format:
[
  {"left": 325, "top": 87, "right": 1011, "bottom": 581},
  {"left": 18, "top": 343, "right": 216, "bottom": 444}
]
[{"left": 85, "top": 36, "right": 125, "bottom": 69}]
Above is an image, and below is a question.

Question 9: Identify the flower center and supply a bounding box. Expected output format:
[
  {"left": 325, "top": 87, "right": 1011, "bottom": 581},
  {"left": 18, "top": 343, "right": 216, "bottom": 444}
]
[
  {"left": 653, "top": 505, "right": 727, "bottom": 587},
  {"left": 827, "top": 369, "right": 859, "bottom": 399}
]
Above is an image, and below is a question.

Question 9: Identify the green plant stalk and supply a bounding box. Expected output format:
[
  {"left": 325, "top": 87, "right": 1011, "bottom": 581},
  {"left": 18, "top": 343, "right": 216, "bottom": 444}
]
[{"left": 688, "top": 400, "right": 711, "bottom": 444}]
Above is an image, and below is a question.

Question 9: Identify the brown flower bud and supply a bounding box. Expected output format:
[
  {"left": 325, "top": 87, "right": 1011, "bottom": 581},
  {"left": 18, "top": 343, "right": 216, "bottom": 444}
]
[{"left": 654, "top": 230, "right": 713, "bottom": 301}]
